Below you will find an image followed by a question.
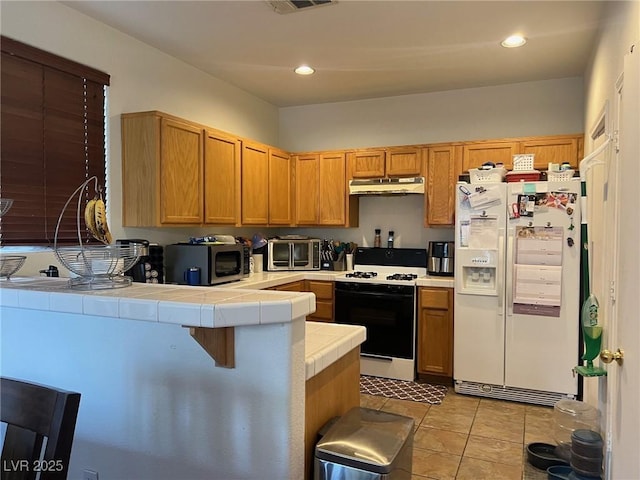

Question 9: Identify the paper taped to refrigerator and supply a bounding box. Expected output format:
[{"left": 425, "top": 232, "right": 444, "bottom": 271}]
[
  {"left": 468, "top": 216, "right": 499, "bottom": 249},
  {"left": 513, "top": 264, "right": 562, "bottom": 306},
  {"left": 515, "top": 226, "right": 563, "bottom": 265}
]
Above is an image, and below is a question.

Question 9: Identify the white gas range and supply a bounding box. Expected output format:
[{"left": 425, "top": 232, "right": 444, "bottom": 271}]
[{"left": 334, "top": 247, "right": 428, "bottom": 381}]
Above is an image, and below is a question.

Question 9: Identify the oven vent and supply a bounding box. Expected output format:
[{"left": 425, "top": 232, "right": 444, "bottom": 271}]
[{"left": 265, "top": 0, "right": 337, "bottom": 14}]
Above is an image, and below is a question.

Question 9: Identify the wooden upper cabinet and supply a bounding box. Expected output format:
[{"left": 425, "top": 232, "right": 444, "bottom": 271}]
[
  {"left": 461, "top": 141, "right": 519, "bottom": 172},
  {"left": 319, "top": 152, "right": 347, "bottom": 225},
  {"left": 204, "top": 129, "right": 241, "bottom": 225},
  {"left": 160, "top": 118, "right": 204, "bottom": 224},
  {"left": 425, "top": 145, "right": 458, "bottom": 227},
  {"left": 294, "top": 151, "right": 352, "bottom": 227},
  {"left": 241, "top": 140, "right": 269, "bottom": 225},
  {"left": 350, "top": 147, "right": 421, "bottom": 178},
  {"left": 385, "top": 146, "right": 422, "bottom": 177},
  {"left": 268, "top": 148, "right": 293, "bottom": 225},
  {"left": 350, "top": 149, "right": 386, "bottom": 178},
  {"left": 519, "top": 135, "right": 582, "bottom": 169},
  {"left": 295, "top": 154, "right": 320, "bottom": 225},
  {"left": 122, "top": 112, "right": 205, "bottom": 227}
]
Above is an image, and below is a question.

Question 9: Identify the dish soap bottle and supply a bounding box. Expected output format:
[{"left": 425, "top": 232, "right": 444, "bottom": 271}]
[
  {"left": 374, "top": 229, "right": 381, "bottom": 248},
  {"left": 387, "top": 230, "right": 395, "bottom": 248}
]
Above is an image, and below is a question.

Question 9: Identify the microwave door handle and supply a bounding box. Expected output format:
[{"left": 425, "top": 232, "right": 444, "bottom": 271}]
[{"left": 289, "top": 243, "right": 294, "bottom": 269}]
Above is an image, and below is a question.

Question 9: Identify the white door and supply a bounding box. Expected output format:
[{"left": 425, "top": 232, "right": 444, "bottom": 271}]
[{"left": 602, "top": 44, "right": 639, "bottom": 480}]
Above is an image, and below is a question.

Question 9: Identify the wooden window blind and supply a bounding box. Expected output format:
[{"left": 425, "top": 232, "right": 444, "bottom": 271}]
[{"left": 1, "top": 36, "right": 110, "bottom": 245}]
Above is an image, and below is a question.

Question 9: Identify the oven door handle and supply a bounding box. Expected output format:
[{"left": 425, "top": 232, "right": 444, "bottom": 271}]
[
  {"left": 335, "top": 290, "right": 414, "bottom": 301},
  {"left": 361, "top": 353, "right": 393, "bottom": 362}
]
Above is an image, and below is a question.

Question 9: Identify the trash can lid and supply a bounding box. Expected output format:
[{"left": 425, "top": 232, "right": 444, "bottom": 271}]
[{"left": 315, "top": 407, "right": 414, "bottom": 474}]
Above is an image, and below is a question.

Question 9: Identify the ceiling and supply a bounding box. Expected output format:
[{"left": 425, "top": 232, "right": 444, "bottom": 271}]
[{"left": 62, "top": 0, "right": 607, "bottom": 107}]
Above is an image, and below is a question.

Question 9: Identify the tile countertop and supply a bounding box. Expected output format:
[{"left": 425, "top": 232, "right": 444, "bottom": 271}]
[
  {"left": 0, "top": 276, "right": 366, "bottom": 381},
  {"left": 227, "top": 270, "right": 455, "bottom": 289},
  {"left": 0, "top": 277, "right": 315, "bottom": 328}
]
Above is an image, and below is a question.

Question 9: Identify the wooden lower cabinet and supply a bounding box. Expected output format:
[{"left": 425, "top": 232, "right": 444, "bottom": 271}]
[
  {"left": 268, "top": 280, "right": 305, "bottom": 292},
  {"left": 417, "top": 287, "right": 454, "bottom": 380},
  {"left": 305, "top": 347, "right": 360, "bottom": 479},
  {"left": 305, "top": 280, "right": 334, "bottom": 323}
]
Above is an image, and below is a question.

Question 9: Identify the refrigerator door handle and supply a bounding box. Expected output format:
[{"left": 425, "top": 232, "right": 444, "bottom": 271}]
[
  {"left": 506, "top": 229, "right": 515, "bottom": 316},
  {"left": 497, "top": 228, "right": 505, "bottom": 311}
]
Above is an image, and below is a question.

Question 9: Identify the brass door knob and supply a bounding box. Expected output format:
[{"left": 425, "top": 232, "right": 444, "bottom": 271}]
[{"left": 600, "top": 348, "right": 624, "bottom": 365}]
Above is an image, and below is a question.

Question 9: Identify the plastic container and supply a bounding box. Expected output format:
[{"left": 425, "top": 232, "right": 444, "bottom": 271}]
[
  {"left": 547, "top": 169, "right": 576, "bottom": 181},
  {"left": 505, "top": 170, "right": 541, "bottom": 183},
  {"left": 553, "top": 400, "right": 601, "bottom": 462},
  {"left": 469, "top": 167, "right": 506, "bottom": 183}
]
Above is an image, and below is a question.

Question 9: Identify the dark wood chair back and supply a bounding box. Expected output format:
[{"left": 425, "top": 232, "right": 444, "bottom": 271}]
[{"left": 1, "top": 377, "right": 81, "bottom": 480}]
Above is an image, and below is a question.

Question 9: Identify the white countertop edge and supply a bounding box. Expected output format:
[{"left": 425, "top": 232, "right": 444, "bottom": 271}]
[
  {"left": 0, "top": 277, "right": 316, "bottom": 328},
  {"left": 304, "top": 322, "right": 366, "bottom": 381}
]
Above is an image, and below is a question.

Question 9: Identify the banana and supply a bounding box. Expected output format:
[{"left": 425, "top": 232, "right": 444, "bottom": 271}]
[
  {"left": 93, "top": 196, "right": 112, "bottom": 244},
  {"left": 84, "top": 197, "right": 99, "bottom": 239}
]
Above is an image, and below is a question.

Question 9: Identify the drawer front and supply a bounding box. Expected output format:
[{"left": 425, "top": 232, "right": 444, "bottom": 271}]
[
  {"left": 420, "top": 288, "right": 449, "bottom": 309},
  {"left": 307, "top": 281, "right": 334, "bottom": 300},
  {"left": 309, "top": 300, "right": 333, "bottom": 321}
]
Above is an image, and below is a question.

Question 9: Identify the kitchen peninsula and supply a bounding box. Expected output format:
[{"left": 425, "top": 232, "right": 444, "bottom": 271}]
[{"left": 0, "top": 278, "right": 365, "bottom": 480}]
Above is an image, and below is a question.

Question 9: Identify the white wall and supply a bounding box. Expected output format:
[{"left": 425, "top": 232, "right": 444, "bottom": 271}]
[
  {"left": 1, "top": 1, "right": 587, "bottom": 270},
  {"left": 0, "top": 1, "right": 280, "bottom": 275},
  {"left": 0, "top": 307, "right": 306, "bottom": 480},
  {"left": 278, "top": 77, "right": 585, "bottom": 248},
  {"left": 279, "top": 77, "right": 585, "bottom": 152}
]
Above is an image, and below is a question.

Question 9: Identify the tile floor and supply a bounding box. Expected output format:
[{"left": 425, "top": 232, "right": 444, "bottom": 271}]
[{"left": 360, "top": 389, "right": 552, "bottom": 480}]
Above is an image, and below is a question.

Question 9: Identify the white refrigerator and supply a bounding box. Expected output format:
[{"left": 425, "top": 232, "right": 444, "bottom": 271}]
[{"left": 454, "top": 178, "right": 581, "bottom": 406}]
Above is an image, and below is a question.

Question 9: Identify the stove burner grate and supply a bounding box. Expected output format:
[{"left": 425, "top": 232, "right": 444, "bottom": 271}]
[
  {"left": 386, "top": 273, "right": 418, "bottom": 281},
  {"left": 345, "top": 271, "right": 378, "bottom": 279}
]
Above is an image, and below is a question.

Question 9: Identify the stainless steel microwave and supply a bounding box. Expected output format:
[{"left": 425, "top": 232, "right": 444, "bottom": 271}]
[
  {"left": 165, "top": 243, "right": 249, "bottom": 285},
  {"left": 267, "top": 238, "right": 321, "bottom": 271}
]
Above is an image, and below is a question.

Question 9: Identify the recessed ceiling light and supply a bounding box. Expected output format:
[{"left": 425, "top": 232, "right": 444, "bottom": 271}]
[
  {"left": 294, "top": 65, "right": 315, "bottom": 75},
  {"left": 501, "top": 35, "right": 527, "bottom": 48}
]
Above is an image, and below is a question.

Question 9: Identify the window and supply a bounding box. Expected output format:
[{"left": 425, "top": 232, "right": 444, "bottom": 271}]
[{"left": 0, "top": 36, "right": 110, "bottom": 246}]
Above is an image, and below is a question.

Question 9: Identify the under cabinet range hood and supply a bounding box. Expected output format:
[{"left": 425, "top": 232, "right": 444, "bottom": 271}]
[{"left": 348, "top": 177, "right": 425, "bottom": 196}]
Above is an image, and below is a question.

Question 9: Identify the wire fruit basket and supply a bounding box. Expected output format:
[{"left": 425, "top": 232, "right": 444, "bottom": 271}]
[
  {"left": 54, "top": 177, "right": 146, "bottom": 290},
  {"left": 0, "top": 255, "right": 27, "bottom": 279}
]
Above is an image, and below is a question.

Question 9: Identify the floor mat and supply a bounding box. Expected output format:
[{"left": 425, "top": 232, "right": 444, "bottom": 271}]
[{"left": 360, "top": 375, "right": 448, "bottom": 405}]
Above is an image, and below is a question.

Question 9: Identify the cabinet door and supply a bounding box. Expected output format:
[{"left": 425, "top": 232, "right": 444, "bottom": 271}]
[
  {"left": 295, "top": 154, "right": 320, "bottom": 225},
  {"left": 204, "top": 129, "right": 240, "bottom": 224},
  {"left": 386, "top": 146, "right": 422, "bottom": 177},
  {"left": 349, "top": 149, "right": 386, "bottom": 178},
  {"left": 268, "top": 148, "right": 292, "bottom": 225},
  {"left": 241, "top": 141, "right": 269, "bottom": 225},
  {"left": 319, "top": 152, "right": 347, "bottom": 225},
  {"left": 306, "top": 280, "right": 334, "bottom": 322},
  {"left": 519, "top": 136, "right": 581, "bottom": 169},
  {"left": 426, "top": 145, "right": 458, "bottom": 226},
  {"left": 462, "top": 141, "right": 519, "bottom": 172},
  {"left": 271, "top": 281, "right": 305, "bottom": 292},
  {"left": 160, "top": 118, "right": 203, "bottom": 224},
  {"left": 417, "top": 288, "right": 453, "bottom": 377}
]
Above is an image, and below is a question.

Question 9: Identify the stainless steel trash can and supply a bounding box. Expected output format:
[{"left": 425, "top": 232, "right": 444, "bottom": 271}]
[{"left": 314, "top": 407, "right": 414, "bottom": 480}]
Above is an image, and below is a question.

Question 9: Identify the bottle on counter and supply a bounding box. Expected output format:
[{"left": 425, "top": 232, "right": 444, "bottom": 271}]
[
  {"left": 374, "top": 229, "right": 381, "bottom": 248},
  {"left": 387, "top": 230, "right": 395, "bottom": 248}
]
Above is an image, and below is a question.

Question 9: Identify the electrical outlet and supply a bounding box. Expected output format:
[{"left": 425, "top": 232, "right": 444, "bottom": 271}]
[{"left": 82, "top": 470, "right": 99, "bottom": 480}]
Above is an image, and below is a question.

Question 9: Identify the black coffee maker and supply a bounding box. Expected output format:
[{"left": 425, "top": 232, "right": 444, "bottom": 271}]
[{"left": 116, "top": 239, "right": 164, "bottom": 283}]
